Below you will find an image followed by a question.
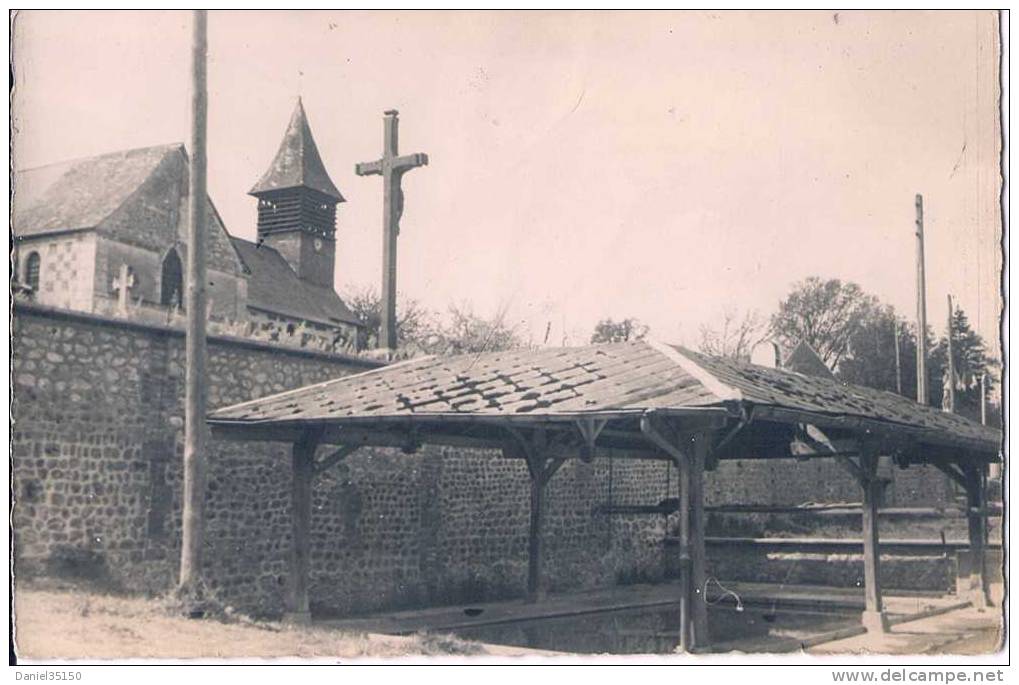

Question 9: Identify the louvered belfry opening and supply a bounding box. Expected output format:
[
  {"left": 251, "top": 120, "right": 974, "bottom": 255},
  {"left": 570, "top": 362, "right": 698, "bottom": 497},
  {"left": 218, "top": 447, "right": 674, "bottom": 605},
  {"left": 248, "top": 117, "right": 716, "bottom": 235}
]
[{"left": 255, "top": 187, "right": 337, "bottom": 240}]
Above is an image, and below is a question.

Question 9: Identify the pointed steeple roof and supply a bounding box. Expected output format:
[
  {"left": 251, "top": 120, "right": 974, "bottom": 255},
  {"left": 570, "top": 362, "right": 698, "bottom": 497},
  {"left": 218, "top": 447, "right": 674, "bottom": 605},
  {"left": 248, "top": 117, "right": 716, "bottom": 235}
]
[{"left": 249, "top": 98, "right": 345, "bottom": 202}]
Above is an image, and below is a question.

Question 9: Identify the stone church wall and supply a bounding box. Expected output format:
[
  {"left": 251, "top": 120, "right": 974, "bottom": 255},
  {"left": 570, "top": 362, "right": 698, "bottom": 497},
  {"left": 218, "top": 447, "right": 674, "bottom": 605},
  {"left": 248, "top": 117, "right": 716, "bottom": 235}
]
[
  {"left": 14, "top": 232, "right": 97, "bottom": 311},
  {"left": 11, "top": 304, "right": 959, "bottom": 618},
  {"left": 95, "top": 236, "right": 247, "bottom": 321}
]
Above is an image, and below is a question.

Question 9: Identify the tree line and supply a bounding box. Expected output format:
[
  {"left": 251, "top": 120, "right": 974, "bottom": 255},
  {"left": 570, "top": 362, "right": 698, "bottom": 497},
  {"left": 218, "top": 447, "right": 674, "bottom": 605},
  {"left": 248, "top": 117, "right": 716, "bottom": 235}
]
[{"left": 592, "top": 277, "right": 998, "bottom": 424}]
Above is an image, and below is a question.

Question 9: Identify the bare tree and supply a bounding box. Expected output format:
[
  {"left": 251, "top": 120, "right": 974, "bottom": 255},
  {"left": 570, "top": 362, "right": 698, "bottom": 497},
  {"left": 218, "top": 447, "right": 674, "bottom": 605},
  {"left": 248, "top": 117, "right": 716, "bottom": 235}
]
[
  {"left": 697, "top": 309, "right": 768, "bottom": 361},
  {"left": 343, "top": 284, "right": 439, "bottom": 352},
  {"left": 438, "top": 301, "right": 526, "bottom": 355}
]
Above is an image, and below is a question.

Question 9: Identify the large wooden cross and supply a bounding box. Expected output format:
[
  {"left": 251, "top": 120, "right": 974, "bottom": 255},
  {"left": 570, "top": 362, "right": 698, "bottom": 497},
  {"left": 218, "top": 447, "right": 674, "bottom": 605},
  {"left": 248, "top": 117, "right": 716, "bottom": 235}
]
[{"left": 355, "top": 110, "right": 428, "bottom": 351}]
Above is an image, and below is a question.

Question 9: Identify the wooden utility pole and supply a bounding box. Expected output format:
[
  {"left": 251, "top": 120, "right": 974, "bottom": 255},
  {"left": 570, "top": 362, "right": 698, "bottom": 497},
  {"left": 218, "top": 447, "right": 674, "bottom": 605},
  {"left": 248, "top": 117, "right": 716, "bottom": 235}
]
[
  {"left": 980, "top": 373, "right": 988, "bottom": 425},
  {"left": 915, "top": 194, "right": 929, "bottom": 405},
  {"left": 179, "top": 9, "right": 209, "bottom": 597},
  {"left": 893, "top": 319, "right": 902, "bottom": 396},
  {"left": 945, "top": 294, "right": 956, "bottom": 413},
  {"left": 355, "top": 110, "right": 429, "bottom": 351}
]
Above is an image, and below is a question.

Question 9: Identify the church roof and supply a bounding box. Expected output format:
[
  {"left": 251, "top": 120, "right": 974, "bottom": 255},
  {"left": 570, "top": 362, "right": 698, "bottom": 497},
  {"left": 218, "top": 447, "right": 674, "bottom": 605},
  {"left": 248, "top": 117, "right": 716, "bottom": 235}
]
[
  {"left": 13, "top": 143, "right": 246, "bottom": 277},
  {"left": 248, "top": 99, "right": 345, "bottom": 202},
  {"left": 230, "top": 237, "right": 360, "bottom": 328},
  {"left": 782, "top": 340, "right": 836, "bottom": 380},
  {"left": 13, "top": 144, "right": 181, "bottom": 237}
]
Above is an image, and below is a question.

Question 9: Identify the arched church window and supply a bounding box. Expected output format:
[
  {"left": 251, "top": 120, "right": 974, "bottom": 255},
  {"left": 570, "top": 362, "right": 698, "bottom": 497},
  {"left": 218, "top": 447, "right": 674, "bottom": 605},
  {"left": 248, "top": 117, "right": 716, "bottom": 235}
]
[
  {"left": 160, "top": 248, "right": 183, "bottom": 308},
  {"left": 24, "top": 252, "right": 41, "bottom": 292}
]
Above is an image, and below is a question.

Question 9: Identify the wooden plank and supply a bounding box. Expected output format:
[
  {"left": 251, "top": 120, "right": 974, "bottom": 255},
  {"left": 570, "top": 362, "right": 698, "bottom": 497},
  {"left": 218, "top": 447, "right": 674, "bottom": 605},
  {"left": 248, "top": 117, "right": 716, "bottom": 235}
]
[
  {"left": 703, "top": 504, "right": 997, "bottom": 519},
  {"left": 285, "top": 426, "right": 322, "bottom": 623}
]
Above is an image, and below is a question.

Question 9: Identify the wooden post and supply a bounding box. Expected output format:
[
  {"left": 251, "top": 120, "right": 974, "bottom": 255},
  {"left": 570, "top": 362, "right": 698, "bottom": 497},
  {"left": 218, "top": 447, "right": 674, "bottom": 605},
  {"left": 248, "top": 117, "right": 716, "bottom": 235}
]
[
  {"left": 285, "top": 428, "right": 321, "bottom": 623},
  {"left": 524, "top": 450, "right": 565, "bottom": 602},
  {"left": 915, "top": 194, "right": 929, "bottom": 405},
  {"left": 963, "top": 465, "right": 990, "bottom": 609},
  {"left": 860, "top": 449, "right": 889, "bottom": 633},
  {"left": 677, "top": 444, "right": 692, "bottom": 652},
  {"left": 179, "top": 9, "right": 209, "bottom": 599},
  {"left": 689, "top": 433, "right": 710, "bottom": 649},
  {"left": 527, "top": 465, "right": 546, "bottom": 602}
]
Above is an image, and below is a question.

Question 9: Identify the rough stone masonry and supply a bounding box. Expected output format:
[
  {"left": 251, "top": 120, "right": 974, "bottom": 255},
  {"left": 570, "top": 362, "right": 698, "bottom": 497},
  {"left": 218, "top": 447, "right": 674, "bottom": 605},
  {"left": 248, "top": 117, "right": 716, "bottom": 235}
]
[{"left": 11, "top": 304, "right": 962, "bottom": 618}]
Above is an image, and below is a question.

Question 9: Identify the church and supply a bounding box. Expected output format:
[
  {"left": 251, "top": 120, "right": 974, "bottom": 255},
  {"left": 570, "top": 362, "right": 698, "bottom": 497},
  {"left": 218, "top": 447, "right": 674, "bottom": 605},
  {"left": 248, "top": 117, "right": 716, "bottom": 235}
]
[{"left": 12, "top": 99, "right": 363, "bottom": 347}]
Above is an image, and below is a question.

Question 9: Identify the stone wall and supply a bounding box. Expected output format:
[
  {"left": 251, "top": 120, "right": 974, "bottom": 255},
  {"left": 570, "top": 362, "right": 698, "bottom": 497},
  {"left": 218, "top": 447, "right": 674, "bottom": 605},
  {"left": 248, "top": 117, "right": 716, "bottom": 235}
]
[
  {"left": 11, "top": 303, "right": 960, "bottom": 618},
  {"left": 11, "top": 304, "right": 677, "bottom": 617}
]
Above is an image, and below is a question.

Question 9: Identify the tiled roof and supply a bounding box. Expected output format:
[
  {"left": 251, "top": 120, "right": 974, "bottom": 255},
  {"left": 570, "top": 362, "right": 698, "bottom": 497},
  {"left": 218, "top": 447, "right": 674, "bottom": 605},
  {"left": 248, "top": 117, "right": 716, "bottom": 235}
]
[
  {"left": 208, "top": 340, "right": 999, "bottom": 455},
  {"left": 230, "top": 237, "right": 360, "bottom": 327},
  {"left": 248, "top": 99, "right": 344, "bottom": 202},
  {"left": 671, "top": 346, "right": 997, "bottom": 449},
  {"left": 13, "top": 144, "right": 180, "bottom": 237}
]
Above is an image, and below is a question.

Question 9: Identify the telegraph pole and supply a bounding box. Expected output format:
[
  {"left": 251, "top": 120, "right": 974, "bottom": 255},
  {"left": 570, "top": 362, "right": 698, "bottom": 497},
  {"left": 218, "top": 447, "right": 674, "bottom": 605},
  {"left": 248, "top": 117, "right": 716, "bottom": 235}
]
[
  {"left": 915, "top": 194, "right": 929, "bottom": 405},
  {"left": 945, "top": 294, "right": 956, "bottom": 413},
  {"left": 180, "top": 9, "right": 208, "bottom": 600},
  {"left": 980, "top": 373, "right": 988, "bottom": 425},
  {"left": 893, "top": 319, "right": 903, "bottom": 396}
]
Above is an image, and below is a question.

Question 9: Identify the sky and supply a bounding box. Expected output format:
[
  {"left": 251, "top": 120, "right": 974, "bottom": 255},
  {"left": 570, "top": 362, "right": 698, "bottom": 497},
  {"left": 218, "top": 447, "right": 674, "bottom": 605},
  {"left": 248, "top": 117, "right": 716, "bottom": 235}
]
[{"left": 11, "top": 10, "right": 1003, "bottom": 351}]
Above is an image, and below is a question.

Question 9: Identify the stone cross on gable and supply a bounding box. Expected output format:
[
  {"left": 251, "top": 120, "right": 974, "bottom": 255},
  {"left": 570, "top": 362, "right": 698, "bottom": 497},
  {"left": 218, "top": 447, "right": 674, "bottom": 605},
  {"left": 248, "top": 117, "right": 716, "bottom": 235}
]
[
  {"left": 112, "top": 264, "right": 136, "bottom": 315},
  {"left": 355, "top": 110, "right": 429, "bottom": 351}
]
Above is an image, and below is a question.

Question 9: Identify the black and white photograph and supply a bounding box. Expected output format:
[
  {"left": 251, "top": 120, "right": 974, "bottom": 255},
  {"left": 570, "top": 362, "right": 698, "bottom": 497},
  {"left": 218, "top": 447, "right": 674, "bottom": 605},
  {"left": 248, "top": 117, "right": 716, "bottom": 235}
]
[{"left": 8, "top": 9, "right": 1008, "bottom": 670}]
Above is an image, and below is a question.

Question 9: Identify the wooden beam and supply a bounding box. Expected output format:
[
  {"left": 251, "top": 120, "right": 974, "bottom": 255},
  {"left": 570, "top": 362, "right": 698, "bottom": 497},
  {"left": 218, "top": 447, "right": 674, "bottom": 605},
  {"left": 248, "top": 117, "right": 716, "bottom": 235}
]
[
  {"left": 676, "top": 433, "right": 692, "bottom": 653},
  {"left": 961, "top": 465, "right": 991, "bottom": 609},
  {"left": 516, "top": 427, "right": 566, "bottom": 604},
  {"left": 575, "top": 418, "right": 607, "bottom": 463},
  {"left": 285, "top": 426, "right": 322, "bottom": 624},
  {"left": 526, "top": 467, "right": 545, "bottom": 602},
  {"left": 860, "top": 448, "right": 889, "bottom": 633},
  {"left": 703, "top": 504, "right": 998, "bottom": 519},
  {"left": 313, "top": 444, "right": 359, "bottom": 476},
  {"left": 689, "top": 432, "right": 710, "bottom": 649},
  {"left": 835, "top": 455, "right": 867, "bottom": 488},
  {"left": 932, "top": 461, "right": 969, "bottom": 490}
]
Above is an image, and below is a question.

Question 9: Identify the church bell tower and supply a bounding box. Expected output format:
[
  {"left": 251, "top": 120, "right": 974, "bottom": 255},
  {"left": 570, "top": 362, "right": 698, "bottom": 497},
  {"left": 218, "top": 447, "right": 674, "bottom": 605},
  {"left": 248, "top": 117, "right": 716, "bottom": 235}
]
[{"left": 249, "top": 98, "right": 345, "bottom": 288}]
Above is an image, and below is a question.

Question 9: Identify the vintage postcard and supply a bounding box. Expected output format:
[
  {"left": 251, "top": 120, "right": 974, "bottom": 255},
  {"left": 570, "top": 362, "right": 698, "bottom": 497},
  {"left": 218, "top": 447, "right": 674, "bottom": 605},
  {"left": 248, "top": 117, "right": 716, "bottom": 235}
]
[{"left": 8, "top": 9, "right": 1006, "bottom": 671}]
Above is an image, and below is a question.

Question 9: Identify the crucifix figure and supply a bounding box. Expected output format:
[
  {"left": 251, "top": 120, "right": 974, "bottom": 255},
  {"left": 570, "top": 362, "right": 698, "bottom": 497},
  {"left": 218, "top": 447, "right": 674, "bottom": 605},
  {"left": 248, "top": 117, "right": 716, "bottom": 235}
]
[
  {"left": 355, "top": 110, "right": 429, "bottom": 351},
  {"left": 112, "top": 264, "right": 136, "bottom": 315}
]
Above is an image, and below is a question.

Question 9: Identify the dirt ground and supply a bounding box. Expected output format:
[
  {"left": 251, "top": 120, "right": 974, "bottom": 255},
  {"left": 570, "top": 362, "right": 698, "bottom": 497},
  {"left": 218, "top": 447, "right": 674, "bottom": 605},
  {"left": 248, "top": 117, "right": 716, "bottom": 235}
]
[
  {"left": 12, "top": 583, "right": 496, "bottom": 661},
  {"left": 14, "top": 580, "right": 1005, "bottom": 661}
]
